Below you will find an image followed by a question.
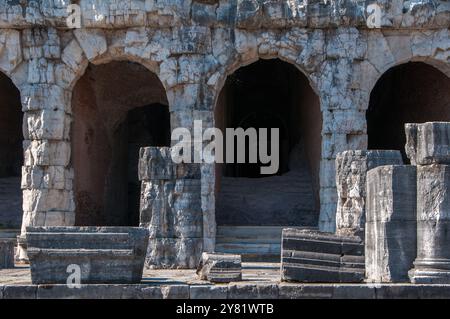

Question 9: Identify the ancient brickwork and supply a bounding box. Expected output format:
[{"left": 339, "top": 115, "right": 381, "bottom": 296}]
[{"left": 0, "top": 1, "right": 448, "bottom": 265}]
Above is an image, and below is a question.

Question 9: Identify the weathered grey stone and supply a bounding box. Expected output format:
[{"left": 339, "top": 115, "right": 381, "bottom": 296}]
[
  {"left": 227, "top": 283, "right": 279, "bottom": 299},
  {"left": 197, "top": 252, "right": 242, "bottom": 283},
  {"left": 0, "top": 239, "right": 15, "bottom": 269},
  {"left": 405, "top": 122, "right": 450, "bottom": 165},
  {"left": 409, "top": 164, "right": 450, "bottom": 284},
  {"left": 365, "top": 165, "right": 417, "bottom": 283},
  {"left": 26, "top": 227, "right": 149, "bottom": 284},
  {"left": 161, "top": 285, "right": 190, "bottom": 299},
  {"left": 335, "top": 150, "right": 403, "bottom": 238},
  {"left": 190, "top": 285, "right": 228, "bottom": 299},
  {"left": 140, "top": 147, "right": 203, "bottom": 269},
  {"left": 281, "top": 228, "right": 365, "bottom": 283}
]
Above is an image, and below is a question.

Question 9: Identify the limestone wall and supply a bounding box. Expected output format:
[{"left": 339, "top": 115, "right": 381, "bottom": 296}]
[{"left": 0, "top": 0, "right": 448, "bottom": 262}]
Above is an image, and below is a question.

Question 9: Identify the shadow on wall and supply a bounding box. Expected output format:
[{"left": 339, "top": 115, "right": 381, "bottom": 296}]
[
  {"left": 71, "top": 61, "right": 170, "bottom": 227},
  {"left": 367, "top": 62, "right": 450, "bottom": 162}
]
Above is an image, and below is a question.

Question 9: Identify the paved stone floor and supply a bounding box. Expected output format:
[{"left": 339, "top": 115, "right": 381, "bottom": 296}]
[
  {"left": 0, "top": 262, "right": 281, "bottom": 286},
  {"left": 2, "top": 263, "right": 450, "bottom": 299}
]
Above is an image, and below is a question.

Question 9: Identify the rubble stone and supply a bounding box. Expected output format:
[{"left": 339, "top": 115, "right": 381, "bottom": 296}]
[{"left": 197, "top": 252, "right": 242, "bottom": 283}]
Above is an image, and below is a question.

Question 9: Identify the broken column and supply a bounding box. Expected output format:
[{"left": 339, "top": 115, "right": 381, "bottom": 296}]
[
  {"left": 139, "top": 147, "right": 203, "bottom": 269},
  {"left": 197, "top": 252, "right": 242, "bottom": 283},
  {"left": 408, "top": 122, "right": 450, "bottom": 284},
  {"left": 365, "top": 165, "right": 417, "bottom": 282},
  {"left": 335, "top": 150, "right": 403, "bottom": 238}
]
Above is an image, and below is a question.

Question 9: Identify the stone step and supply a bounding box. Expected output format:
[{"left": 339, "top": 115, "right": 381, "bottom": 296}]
[
  {"left": 217, "top": 226, "right": 289, "bottom": 239},
  {"left": 27, "top": 232, "right": 133, "bottom": 249},
  {"left": 28, "top": 248, "right": 135, "bottom": 257},
  {"left": 282, "top": 262, "right": 365, "bottom": 283},
  {"left": 282, "top": 228, "right": 364, "bottom": 256},
  {"left": 281, "top": 228, "right": 365, "bottom": 283},
  {"left": 283, "top": 250, "right": 365, "bottom": 269}
]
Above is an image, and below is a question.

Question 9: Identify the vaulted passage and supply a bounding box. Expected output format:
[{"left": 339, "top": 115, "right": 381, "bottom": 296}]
[
  {"left": 72, "top": 61, "right": 170, "bottom": 227},
  {"left": 0, "top": 72, "right": 23, "bottom": 229},
  {"left": 367, "top": 62, "right": 450, "bottom": 161},
  {"left": 215, "top": 59, "right": 322, "bottom": 230}
]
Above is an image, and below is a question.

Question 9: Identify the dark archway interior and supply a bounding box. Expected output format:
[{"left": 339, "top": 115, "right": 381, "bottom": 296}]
[
  {"left": 0, "top": 72, "right": 23, "bottom": 229},
  {"left": 215, "top": 59, "right": 322, "bottom": 227},
  {"left": 72, "top": 61, "right": 170, "bottom": 227},
  {"left": 367, "top": 62, "right": 450, "bottom": 161}
]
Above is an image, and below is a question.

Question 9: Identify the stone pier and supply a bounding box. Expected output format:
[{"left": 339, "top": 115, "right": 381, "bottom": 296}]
[
  {"left": 335, "top": 150, "right": 403, "bottom": 238},
  {"left": 408, "top": 123, "right": 450, "bottom": 284},
  {"left": 138, "top": 147, "right": 203, "bottom": 269},
  {"left": 365, "top": 165, "right": 417, "bottom": 283},
  {"left": 409, "top": 164, "right": 450, "bottom": 283}
]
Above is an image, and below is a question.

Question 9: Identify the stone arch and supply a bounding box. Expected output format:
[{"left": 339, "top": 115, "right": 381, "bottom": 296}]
[
  {"left": 71, "top": 59, "right": 171, "bottom": 226},
  {"left": 0, "top": 70, "right": 23, "bottom": 229},
  {"left": 367, "top": 60, "right": 450, "bottom": 162},
  {"left": 212, "top": 56, "right": 322, "bottom": 259}
]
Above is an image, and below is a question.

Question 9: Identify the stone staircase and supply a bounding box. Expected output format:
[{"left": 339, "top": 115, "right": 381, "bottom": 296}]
[{"left": 215, "top": 226, "right": 316, "bottom": 262}]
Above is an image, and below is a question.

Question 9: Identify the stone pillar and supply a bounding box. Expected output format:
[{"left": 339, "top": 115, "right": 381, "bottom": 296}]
[
  {"left": 18, "top": 32, "right": 76, "bottom": 262},
  {"left": 408, "top": 122, "right": 450, "bottom": 283},
  {"left": 409, "top": 164, "right": 450, "bottom": 283},
  {"left": 139, "top": 147, "right": 203, "bottom": 269},
  {"left": 365, "top": 165, "right": 417, "bottom": 282},
  {"left": 335, "top": 150, "right": 403, "bottom": 238}
]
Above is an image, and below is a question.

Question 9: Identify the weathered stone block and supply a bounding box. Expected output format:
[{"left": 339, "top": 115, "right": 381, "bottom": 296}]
[
  {"left": 26, "top": 227, "right": 149, "bottom": 284},
  {"left": 197, "top": 252, "right": 242, "bottom": 283},
  {"left": 405, "top": 122, "right": 450, "bottom": 165},
  {"left": 281, "top": 228, "right": 365, "bottom": 283},
  {"left": 335, "top": 150, "right": 403, "bottom": 237},
  {"left": 365, "top": 165, "right": 417, "bottom": 283},
  {"left": 409, "top": 164, "right": 450, "bottom": 284},
  {"left": 0, "top": 239, "right": 15, "bottom": 269},
  {"left": 138, "top": 147, "right": 176, "bottom": 181}
]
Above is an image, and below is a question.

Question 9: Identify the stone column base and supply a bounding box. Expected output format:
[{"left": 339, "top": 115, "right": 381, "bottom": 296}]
[{"left": 409, "top": 259, "right": 450, "bottom": 284}]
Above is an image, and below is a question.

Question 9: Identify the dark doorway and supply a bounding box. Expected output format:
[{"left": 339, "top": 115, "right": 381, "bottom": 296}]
[
  {"left": 367, "top": 62, "right": 450, "bottom": 161},
  {"left": 0, "top": 72, "right": 23, "bottom": 229},
  {"left": 72, "top": 61, "right": 170, "bottom": 226},
  {"left": 215, "top": 59, "right": 322, "bottom": 227}
]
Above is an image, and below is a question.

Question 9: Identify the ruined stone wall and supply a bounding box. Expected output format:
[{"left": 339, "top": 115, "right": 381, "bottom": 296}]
[{"left": 0, "top": 0, "right": 448, "bottom": 261}]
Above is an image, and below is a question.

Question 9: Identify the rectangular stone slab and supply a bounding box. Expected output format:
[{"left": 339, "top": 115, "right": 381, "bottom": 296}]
[
  {"left": 281, "top": 228, "right": 364, "bottom": 283},
  {"left": 26, "top": 227, "right": 149, "bottom": 284}
]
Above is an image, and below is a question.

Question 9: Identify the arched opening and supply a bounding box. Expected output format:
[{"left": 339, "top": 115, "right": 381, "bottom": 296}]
[
  {"left": 214, "top": 59, "right": 322, "bottom": 259},
  {"left": 72, "top": 61, "right": 170, "bottom": 227},
  {"left": 0, "top": 72, "right": 23, "bottom": 230},
  {"left": 367, "top": 62, "right": 450, "bottom": 161}
]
